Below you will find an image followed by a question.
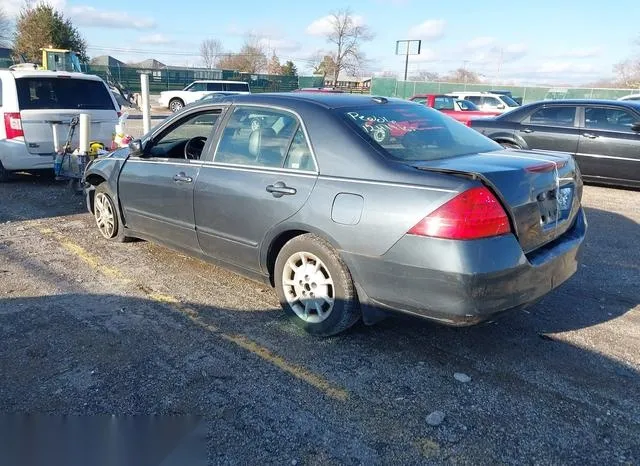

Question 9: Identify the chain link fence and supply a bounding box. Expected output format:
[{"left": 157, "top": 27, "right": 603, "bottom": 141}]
[{"left": 370, "top": 77, "right": 640, "bottom": 103}]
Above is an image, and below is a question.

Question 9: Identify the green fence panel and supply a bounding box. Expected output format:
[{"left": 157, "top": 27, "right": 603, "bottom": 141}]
[
  {"left": 298, "top": 75, "right": 325, "bottom": 88},
  {"left": 370, "top": 78, "right": 640, "bottom": 103}
]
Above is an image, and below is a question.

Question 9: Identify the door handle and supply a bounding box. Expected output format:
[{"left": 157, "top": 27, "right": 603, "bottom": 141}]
[
  {"left": 173, "top": 172, "right": 193, "bottom": 183},
  {"left": 266, "top": 181, "right": 296, "bottom": 197},
  {"left": 521, "top": 128, "right": 534, "bottom": 133},
  {"left": 582, "top": 133, "right": 598, "bottom": 139}
]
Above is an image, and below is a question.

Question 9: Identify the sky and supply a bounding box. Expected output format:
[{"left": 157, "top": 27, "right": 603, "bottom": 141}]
[{"left": 1, "top": 0, "right": 638, "bottom": 85}]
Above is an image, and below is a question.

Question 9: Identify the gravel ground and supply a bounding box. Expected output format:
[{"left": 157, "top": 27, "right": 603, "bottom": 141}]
[{"left": 0, "top": 176, "right": 638, "bottom": 465}]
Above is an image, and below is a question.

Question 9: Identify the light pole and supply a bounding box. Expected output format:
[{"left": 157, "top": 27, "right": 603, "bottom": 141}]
[{"left": 395, "top": 40, "right": 421, "bottom": 98}]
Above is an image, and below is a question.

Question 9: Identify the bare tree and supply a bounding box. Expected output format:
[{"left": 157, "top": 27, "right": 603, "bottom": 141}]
[
  {"left": 411, "top": 70, "right": 440, "bottom": 81},
  {"left": 614, "top": 58, "right": 640, "bottom": 88},
  {"left": 218, "top": 35, "right": 267, "bottom": 73},
  {"left": 200, "top": 39, "right": 223, "bottom": 69},
  {"left": 445, "top": 68, "right": 481, "bottom": 84},
  {"left": 323, "top": 8, "right": 373, "bottom": 83},
  {"left": 0, "top": 6, "right": 12, "bottom": 48}
]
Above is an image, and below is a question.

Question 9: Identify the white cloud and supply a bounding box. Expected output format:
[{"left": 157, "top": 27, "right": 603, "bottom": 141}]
[
  {"left": 138, "top": 34, "right": 172, "bottom": 45},
  {"left": 411, "top": 47, "right": 437, "bottom": 63},
  {"left": 69, "top": 6, "right": 156, "bottom": 29},
  {"left": 305, "top": 14, "right": 365, "bottom": 36},
  {"left": 550, "top": 47, "right": 603, "bottom": 59},
  {"left": 257, "top": 37, "right": 301, "bottom": 54},
  {"left": 537, "top": 61, "right": 596, "bottom": 74},
  {"left": 407, "top": 19, "right": 446, "bottom": 41},
  {"left": 466, "top": 36, "right": 495, "bottom": 49}
]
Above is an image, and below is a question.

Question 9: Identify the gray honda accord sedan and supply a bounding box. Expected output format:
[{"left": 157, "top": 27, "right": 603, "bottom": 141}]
[{"left": 83, "top": 93, "right": 587, "bottom": 336}]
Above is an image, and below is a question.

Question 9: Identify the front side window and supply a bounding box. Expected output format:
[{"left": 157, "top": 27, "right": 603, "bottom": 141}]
[
  {"left": 207, "top": 82, "right": 224, "bottom": 92},
  {"left": 147, "top": 110, "right": 221, "bottom": 159},
  {"left": 343, "top": 103, "right": 501, "bottom": 162},
  {"left": 481, "top": 97, "right": 502, "bottom": 108},
  {"left": 500, "top": 95, "right": 520, "bottom": 107},
  {"left": 214, "top": 106, "right": 302, "bottom": 168},
  {"left": 225, "top": 82, "right": 250, "bottom": 92},
  {"left": 584, "top": 107, "right": 638, "bottom": 132},
  {"left": 528, "top": 106, "right": 577, "bottom": 127}
]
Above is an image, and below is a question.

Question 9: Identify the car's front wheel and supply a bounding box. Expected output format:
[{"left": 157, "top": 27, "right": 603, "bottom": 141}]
[
  {"left": 274, "top": 234, "right": 361, "bottom": 337},
  {"left": 93, "top": 184, "right": 132, "bottom": 242},
  {"left": 169, "top": 98, "right": 184, "bottom": 113}
]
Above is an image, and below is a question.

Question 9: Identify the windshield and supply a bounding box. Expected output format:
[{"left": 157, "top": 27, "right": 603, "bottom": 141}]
[
  {"left": 343, "top": 104, "right": 501, "bottom": 162},
  {"left": 500, "top": 95, "right": 520, "bottom": 107}
]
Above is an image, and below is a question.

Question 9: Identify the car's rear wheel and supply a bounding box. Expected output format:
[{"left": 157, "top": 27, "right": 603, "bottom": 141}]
[
  {"left": 93, "top": 184, "right": 132, "bottom": 242},
  {"left": 499, "top": 141, "right": 521, "bottom": 149},
  {"left": 169, "top": 98, "right": 184, "bottom": 113},
  {"left": 274, "top": 234, "right": 361, "bottom": 337}
]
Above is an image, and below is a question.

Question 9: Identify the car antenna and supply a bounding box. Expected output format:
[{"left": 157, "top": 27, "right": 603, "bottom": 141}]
[{"left": 371, "top": 96, "right": 388, "bottom": 104}]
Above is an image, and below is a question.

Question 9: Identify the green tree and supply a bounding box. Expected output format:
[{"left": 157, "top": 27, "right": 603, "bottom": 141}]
[
  {"left": 13, "top": 3, "right": 88, "bottom": 64},
  {"left": 313, "top": 55, "right": 337, "bottom": 78},
  {"left": 281, "top": 60, "right": 298, "bottom": 76}
]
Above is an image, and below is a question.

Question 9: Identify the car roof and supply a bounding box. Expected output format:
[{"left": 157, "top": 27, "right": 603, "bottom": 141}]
[
  {"left": 528, "top": 98, "right": 640, "bottom": 108},
  {"left": 0, "top": 70, "right": 104, "bottom": 81},
  {"left": 196, "top": 92, "right": 408, "bottom": 109}
]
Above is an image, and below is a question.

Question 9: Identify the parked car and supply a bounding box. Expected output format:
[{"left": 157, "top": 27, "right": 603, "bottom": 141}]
[
  {"left": 409, "top": 94, "right": 501, "bottom": 125},
  {"left": 618, "top": 94, "right": 640, "bottom": 101},
  {"left": 83, "top": 94, "right": 586, "bottom": 337},
  {"left": 489, "top": 89, "right": 523, "bottom": 105},
  {"left": 0, "top": 69, "right": 120, "bottom": 181},
  {"left": 468, "top": 99, "right": 640, "bottom": 188},
  {"left": 159, "top": 80, "right": 251, "bottom": 112},
  {"left": 447, "top": 91, "right": 520, "bottom": 113}
]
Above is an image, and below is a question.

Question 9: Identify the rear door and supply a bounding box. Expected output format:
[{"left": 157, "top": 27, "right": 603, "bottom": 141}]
[
  {"left": 194, "top": 105, "right": 318, "bottom": 271},
  {"left": 516, "top": 105, "right": 580, "bottom": 153},
  {"left": 223, "top": 82, "right": 250, "bottom": 94},
  {"left": 15, "top": 76, "right": 118, "bottom": 154},
  {"left": 183, "top": 82, "right": 210, "bottom": 104},
  {"left": 576, "top": 105, "right": 640, "bottom": 184}
]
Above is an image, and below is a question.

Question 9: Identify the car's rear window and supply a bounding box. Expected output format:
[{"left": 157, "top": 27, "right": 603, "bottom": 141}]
[
  {"left": 343, "top": 104, "right": 501, "bottom": 161},
  {"left": 15, "top": 77, "right": 115, "bottom": 111}
]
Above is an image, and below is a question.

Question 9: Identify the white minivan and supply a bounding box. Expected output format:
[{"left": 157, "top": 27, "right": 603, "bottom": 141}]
[{"left": 0, "top": 69, "right": 120, "bottom": 181}]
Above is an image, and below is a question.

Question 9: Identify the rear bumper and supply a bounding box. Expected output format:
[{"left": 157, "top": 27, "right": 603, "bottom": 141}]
[
  {"left": 0, "top": 139, "right": 53, "bottom": 171},
  {"left": 343, "top": 208, "right": 587, "bottom": 326}
]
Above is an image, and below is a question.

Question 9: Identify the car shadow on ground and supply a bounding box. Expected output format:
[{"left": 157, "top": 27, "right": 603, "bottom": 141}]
[{"left": 0, "top": 174, "right": 85, "bottom": 223}]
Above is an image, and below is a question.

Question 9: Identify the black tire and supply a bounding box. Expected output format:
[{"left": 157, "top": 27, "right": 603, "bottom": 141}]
[
  {"left": 0, "top": 161, "right": 10, "bottom": 182},
  {"left": 274, "top": 234, "right": 361, "bottom": 337},
  {"left": 169, "top": 98, "right": 184, "bottom": 113},
  {"left": 93, "top": 183, "right": 132, "bottom": 243},
  {"left": 499, "top": 141, "right": 521, "bottom": 149}
]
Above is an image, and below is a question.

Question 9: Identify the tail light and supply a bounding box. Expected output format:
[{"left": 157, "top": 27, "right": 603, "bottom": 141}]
[
  {"left": 465, "top": 120, "right": 472, "bottom": 127},
  {"left": 4, "top": 113, "right": 24, "bottom": 139},
  {"left": 408, "top": 186, "right": 511, "bottom": 240}
]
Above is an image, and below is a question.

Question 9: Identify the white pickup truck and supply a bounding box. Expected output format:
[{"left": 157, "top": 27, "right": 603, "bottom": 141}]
[{"left": 159, "top": 80, "right": 251, "bottom": 112}]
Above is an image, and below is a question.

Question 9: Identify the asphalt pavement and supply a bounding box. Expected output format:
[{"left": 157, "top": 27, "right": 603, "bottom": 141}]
[{"left": 0, "top": 176, "right": 638, "bottom": 465}]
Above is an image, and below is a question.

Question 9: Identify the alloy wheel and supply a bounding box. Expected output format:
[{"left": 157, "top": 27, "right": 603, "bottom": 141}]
[
  {"left": 281, "top": 251, "right": 335, "bottom": 324},
  {"left": 94, "top": 192, "right": 116, "bottom": 238}
]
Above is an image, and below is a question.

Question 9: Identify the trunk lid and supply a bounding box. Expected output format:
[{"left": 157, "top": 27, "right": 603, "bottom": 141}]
[
  {"left": 412, "top": 149, "right": 583, "bottom": 253},
  {"left": 15, "top": 76, "right": 118, "bottom": 155}
]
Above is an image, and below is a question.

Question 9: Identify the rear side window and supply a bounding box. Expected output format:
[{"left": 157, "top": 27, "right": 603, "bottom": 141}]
[
  {"left": 465, "top": 96, "right": 482, "bottom": 105},
  {"left": 224, "top": 82, "right": 249, "bottom": 92},
  {"left": 15, "top": 78, "right": 115, "bottom": 111},
  {"left": 528, "top": 106, "right": 576, "bottom": 127},
  {"left": 434, "top": 96, "right": 455, "bottom": 110}
]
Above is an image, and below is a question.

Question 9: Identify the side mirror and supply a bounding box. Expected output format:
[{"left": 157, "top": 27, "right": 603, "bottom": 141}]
[
  {"left": 128, "top": 139, "right": 144, "bottom": 156},
  {"left": 632, "top": 122, "right": 640, "bottom": 132}
]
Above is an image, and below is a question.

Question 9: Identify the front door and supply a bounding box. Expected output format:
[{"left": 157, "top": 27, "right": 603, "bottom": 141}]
[
  {"left": 118, "top": 109, "right": 223, "bottom": 251},
  {"left": 194, "top": 105, "right": 318, "bottom": 271},
  {"left": 577, "top": 105, "right": 640, "bottom": 184},
  {"left": 517, "top": 105, "right": 580, "bottom": 153}
]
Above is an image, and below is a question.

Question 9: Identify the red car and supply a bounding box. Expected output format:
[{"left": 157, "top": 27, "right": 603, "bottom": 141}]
[{"left": 409, "top": 94, "right": 501, "bottom": 125}]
